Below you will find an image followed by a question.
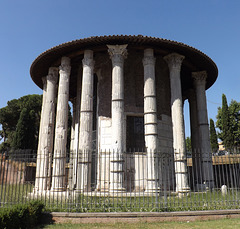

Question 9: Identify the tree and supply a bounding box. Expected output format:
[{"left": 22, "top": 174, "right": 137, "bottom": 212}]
[
  {"left": 216, "top": 94, "right": 240, "bottom": 150},
  {"left": 216, "top": 94, "right": 232, "bottom": 148},
  {"left": 0, "top": 94, "right": 73, "bottom": 152},
  {"left": 12, "top": 108, "right": 37, "bottom": 149},
  {"left": 0, "top": 95, "right": 42, "bottom": 150},
  {"left": 228, "top": 100, "right": 240, "bottom": 147},
  {"left": 209, "top": 118, "right": 218, "bottom": 152},
  {"left": 186, "top": 137, "right": 192, "bottom": 152}
]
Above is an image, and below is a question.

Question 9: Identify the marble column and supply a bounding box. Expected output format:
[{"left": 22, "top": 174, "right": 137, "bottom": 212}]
[
  {"left": 107, "top": 44, "right": 127, "bottom": 192},
  {"left": 38, "top": 77, "right": 47, "bottom": 155},
  {"left": 76, "top": 50, "right": 94, "bottom": 192},
  {"left": 35, "top": 76, "right": 47, "bottom": 191},
  {"left": 192, "top": 71, "right": 214, "bottom": 189},
  {"left": 164, "top": 53, "right": 189, "bottom": 194},
  {"left": 35, "top": 67, "right": 58, "bottom": 191},
  {"left": 51, "top": 57, "right": 71, "bottom": 192},
  {"left": 188, "top": 89, "right": 202, "bottom": 188},
  {"left": 142, "top": 49, "right": 159, "bottom": 193}
]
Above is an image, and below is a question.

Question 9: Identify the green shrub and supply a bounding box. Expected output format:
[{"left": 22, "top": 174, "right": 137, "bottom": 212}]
[{"left": 0, "top": 200, "right": 44, "bottom": 229}]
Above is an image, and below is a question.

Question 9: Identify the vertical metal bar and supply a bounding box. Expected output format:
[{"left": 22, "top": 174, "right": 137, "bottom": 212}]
[
  {"left": 22, "top": 151, "right": 27, "bottom": 205},
  {"left": 219, "top": 154, "right": 224, "bottom": 206},
  {"left": 12, "top": 151, "right": 19, "bottom": 205},
  {"left": 129, "top": 150, "right": 132, "bottom": 210},
  {"left": 167, "top": 151, "right": 171, "bottom": 210},
  {"left": 103, "top": 150, "right": 106, "bottom": 211},
  {"left": 6, "top": 151, "right": 12, "bottom": 206},
  {"left": 4, "top": 152, "right": 10, "bottom": 207},
  {"left": 17, "top": 151, "right": 24, "bottom": 205},
  {"left": 212, "top": 152, "right": 217, "bottom": 209},
  {"left": 51, "top": 150, "right": 56, "bottom": 210},
  {"left": 139, "top": 150, "right": 142, "bottom": 210},
  {"left": 171, "top": 149, "right": 175, "bottom": 210},
  {"left": 0, "top": 151, "right": 5, "bottom": 206},
  {"left": 190, "top": 150, "right": 195, "bottom": 210},
  {"left": 218, "top": 155, "right": 223, "bottom": 208},
  {"left": 231, "top": 152, "right": 238, "bottom": 206},
  {"left": 198, "top": 149, "right": 204, "bottom": 210},
  {"left": 226, "top": 153, "right": 232, "bottom": 208},
  {"left": 207, "top": 150, "right": 212, "bottom": 210}
]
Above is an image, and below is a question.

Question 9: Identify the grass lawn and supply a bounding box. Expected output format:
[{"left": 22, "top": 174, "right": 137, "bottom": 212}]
[
  {"left": 2, "top": 184, "right": 240, "bottom": 212},
  {"left": 41, "top": 217, "right": 240, "bottom": 229}
]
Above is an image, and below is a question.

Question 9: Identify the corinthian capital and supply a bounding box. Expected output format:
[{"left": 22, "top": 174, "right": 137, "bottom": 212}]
[
  {"left": 192, "top": 71, "right": 207, "bottom": 83},
  {"left": 107, "top": 44, "right": 128, "bottom": 65},
  {"left": 143, "top": 56, "right": 156, "bottom": 66},
  {"left": 164, "top": 53, "right": 185, "bottom": 70},
  {"left": 47, "top": 67, "right": 58, "bottom": 84},
  {"left": 82, "top": 50, "right": 94, "bottom": 68},
  {"left": 82, "top": 58, "right": 94, "bottom": 68},
  {"left": 143, "top": 48, "right": 156, "bottom": 66},
  {"left": 59, "top": 56, "right": 71, "bottom": 74}
]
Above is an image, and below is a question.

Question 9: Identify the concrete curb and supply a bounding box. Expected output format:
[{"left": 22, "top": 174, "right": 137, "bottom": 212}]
[{"left": 49, "top": 210, "right": 240, "bottom": 223}]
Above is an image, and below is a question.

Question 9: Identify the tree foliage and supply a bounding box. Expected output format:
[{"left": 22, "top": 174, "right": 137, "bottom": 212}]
[
  {"left": 216, "top": 94, "right": 240, "bottom": 149},
  {"left": 12, "top": 108, "right": 37, "bottom": 149},
  {"left": 0, "top": 95, "right": 42, "bottom": 150},
  {"left": 0, "top": 94, "right": 73, "bottom": 152},
  {"left": 185, "top": 137, "right": 192, "bottom": 153},
  {"left": 209, "top": 118, "right": 218, "bottom": 152}
]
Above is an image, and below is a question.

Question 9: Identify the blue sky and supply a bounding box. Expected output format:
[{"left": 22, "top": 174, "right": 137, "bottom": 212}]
[{"left": 1, "top": 0, "right": 240, "bottom": 137}]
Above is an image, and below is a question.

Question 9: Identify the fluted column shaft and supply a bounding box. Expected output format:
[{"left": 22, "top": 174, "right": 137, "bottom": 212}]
[
  {"left": 108, "top": 44, "right": 127, "bottom": 192},
  {"left": 35, "top": 76, "right": 47, "bottom": 191},
  {"left": 38, "top": 77, "right": 47, "bottom": 155},
  {"left": 143, "top": 49, "right": 159, "bottom": 192},
  {"left": 35, "top": 68, "right": 58, "bottom": 191},
  {"left": 164, "top": 53, "right": 189, "bottom": 194},
  {"left": 76, "top": 50, "right": 94, "bottom": 192},
  {"left": 188, "top": 89, "right": 202, "bottom": 186},
  {"left": 192, "top": 71, "right": 214, "bottom": 189},
  {"left": 51, "top": 57, "right": 71, "bottom": 191}
]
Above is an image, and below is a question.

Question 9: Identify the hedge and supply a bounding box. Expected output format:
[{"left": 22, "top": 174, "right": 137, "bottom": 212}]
[{"left": 0, "top": 201, "right": 44, "bottom": 229}]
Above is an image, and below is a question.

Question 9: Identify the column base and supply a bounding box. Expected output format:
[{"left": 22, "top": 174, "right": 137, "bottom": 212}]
[
  {"left": 145, "top": 179, "right": 161, "bottom": 194},
  {"left": 32, "top": 187, "right": 49, "bottom": 195},
  {"left": 29, "top": 189, "right": 71, "bottom": 200},
  {"left": 109, "top": 186, "right": 126, "bottom": 193},
  {"left": 176, "top": 186, "right": 190, "bottom": 197},
  {"left": 51, "top": 187, "right": 66, "bottom": 192},
  {"left": 75, "top": 187, "right": 91, "bottom": 193},
  {"left": 145, "top": 188, "right": 161, "bottom": 194}
]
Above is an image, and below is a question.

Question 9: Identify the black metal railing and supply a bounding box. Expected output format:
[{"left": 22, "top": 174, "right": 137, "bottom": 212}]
[{"left": 1, "top": 149, "right": 240, "bottom": 212}]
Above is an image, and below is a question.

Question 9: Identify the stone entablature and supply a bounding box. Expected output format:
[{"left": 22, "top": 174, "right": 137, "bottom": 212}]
[{"left": 31, "top": 35, "right": 218, "bottom": 195}]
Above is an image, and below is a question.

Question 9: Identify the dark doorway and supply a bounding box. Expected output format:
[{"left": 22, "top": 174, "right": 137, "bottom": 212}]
[{"left": 126, "top": 116, "right": 145, "bottom": 152}]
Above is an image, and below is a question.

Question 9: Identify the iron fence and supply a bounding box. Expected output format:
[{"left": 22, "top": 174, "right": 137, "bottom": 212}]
[{"left": 1, "top": 149, "right": 240, "bottom": 212}]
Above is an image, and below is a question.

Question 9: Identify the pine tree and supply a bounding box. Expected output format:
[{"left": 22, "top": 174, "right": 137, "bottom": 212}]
[
  {"left": 12, "top": 108, "right": 37, "bottom": 149},
  {"left": 209, "top": 118, "right": 218, "bottom": 152},
  {"left": 228, "top": 100, "right": 240, "bottom": 148},
  {"left": 216, "top": 94, "right": 234, "bottom": 149}
]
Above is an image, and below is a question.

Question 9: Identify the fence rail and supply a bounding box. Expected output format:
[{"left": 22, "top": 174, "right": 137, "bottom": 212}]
[{"left": 1, "top": 150, "right": 240, "bottom": 212}]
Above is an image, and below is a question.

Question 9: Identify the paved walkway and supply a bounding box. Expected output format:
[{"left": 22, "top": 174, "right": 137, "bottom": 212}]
[{"left": 49, "top": 210, "right": 240, "bottom": 224}]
